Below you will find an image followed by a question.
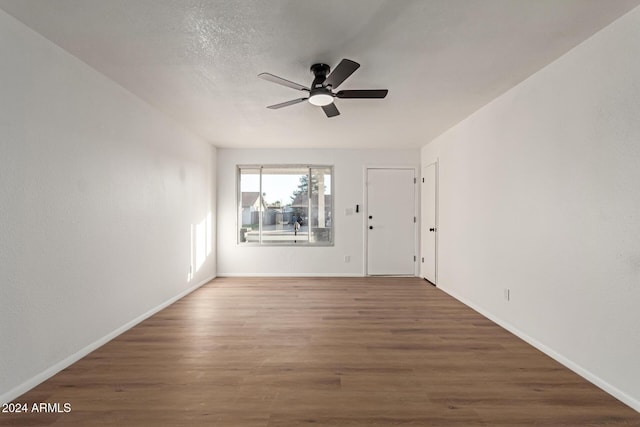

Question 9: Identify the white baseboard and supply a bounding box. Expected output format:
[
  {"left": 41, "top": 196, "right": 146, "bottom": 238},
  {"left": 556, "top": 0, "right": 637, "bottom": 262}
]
[
  {"left": 0, "top": 275, "right": 216, "bottom": 405},
  {"left": 217, "top": 272, "right": 365, "bottom": 277},
  {"left": 438, "top": 285, "right": 640, "bottom": 413}
]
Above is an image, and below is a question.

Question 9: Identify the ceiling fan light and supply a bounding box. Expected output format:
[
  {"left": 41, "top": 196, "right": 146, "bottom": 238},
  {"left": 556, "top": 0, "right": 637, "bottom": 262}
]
[{"left": 308, "top": 93, "right": 334, "bottom": 106}]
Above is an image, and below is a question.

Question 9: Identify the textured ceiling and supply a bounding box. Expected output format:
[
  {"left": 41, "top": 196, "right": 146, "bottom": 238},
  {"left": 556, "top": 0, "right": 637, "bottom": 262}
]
[{"left": 1, "top": 0, "right": 639, "bottom": 149}]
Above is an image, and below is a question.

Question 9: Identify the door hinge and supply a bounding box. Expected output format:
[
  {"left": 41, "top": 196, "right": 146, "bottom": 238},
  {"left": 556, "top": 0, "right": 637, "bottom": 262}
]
[
  {"left": 422, "top": 177, "right": 424, "bottom": 183},
  {"left": 414, "top": 255, "right": 416, "bottom": 262},
  {"left": 413, "top": 216, "right": 416, "bottom": 223},
  {"left": 421, "top": 257, "right": 424, "bottom": 263},
  {"left": 414, "top": 177, "right": 416, "bottom": 184}
]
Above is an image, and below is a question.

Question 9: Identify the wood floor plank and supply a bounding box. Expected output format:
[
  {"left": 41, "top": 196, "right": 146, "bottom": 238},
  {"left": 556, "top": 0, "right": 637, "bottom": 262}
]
[{"left": 1, "top": 277, "right": 638, "bottom": 426}]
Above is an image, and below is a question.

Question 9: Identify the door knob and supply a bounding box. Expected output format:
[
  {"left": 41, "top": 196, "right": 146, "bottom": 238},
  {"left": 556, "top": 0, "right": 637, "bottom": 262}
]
[
  {"left": 369, "top": 215, "right": 373, "bottom": 219},
  {"left": 369, "top": 226, "right": 373, "bottom": 229},
  {"left": 429, "top": 228, "right": 435, "bottom": 232}
]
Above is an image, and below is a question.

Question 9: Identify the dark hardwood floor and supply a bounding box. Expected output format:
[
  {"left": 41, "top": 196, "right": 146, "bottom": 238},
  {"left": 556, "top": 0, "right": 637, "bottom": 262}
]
[{"left": 2, "top": 277, "right": 639, "bottom": 426}]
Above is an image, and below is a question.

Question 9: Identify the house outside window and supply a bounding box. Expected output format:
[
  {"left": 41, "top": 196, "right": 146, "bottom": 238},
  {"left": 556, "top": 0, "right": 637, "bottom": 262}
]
[{"left": 238, "top": 165, "right": 333, "bottom": 245}]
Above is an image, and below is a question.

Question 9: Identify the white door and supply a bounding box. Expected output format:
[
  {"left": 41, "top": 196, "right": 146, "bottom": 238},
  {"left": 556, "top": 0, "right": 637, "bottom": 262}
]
[
  {"left": 421, "top": 162, "right": 437, "bottom": 283},
  {"left": 367, "top": 168, "right": 416, "bottom": 275}
]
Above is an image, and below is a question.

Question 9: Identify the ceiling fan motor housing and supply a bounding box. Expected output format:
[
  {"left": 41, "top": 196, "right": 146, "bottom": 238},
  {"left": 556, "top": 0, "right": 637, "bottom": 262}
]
[
  {"left": 308, "top": 63, "right": 334, "bottom": 105},
  {"left": 310, "top": 63, "right": 331, "bottom": 85}
]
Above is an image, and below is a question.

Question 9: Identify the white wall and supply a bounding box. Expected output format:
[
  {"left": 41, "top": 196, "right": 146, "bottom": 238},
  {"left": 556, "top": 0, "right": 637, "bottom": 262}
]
[
  {"left": 422, "top": 7, "right": 640, "bottom": 410},
  {"left": 0, "top": 10, "right": 216, "bottom": 403},
  {"left": 217, "top": 148, "right": 419, "bottom": 276}
]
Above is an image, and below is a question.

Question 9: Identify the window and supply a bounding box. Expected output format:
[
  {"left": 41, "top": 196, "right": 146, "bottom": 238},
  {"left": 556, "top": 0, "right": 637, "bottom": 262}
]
[{"left": 238, "top": 165, "right": 333, "bottom": 245}]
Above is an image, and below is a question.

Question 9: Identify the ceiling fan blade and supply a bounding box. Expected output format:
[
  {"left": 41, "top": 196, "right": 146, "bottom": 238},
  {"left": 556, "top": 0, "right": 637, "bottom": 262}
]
[
  {"left": 324, "top": 59, "right": 360, "bottom": 89},
  {"left": 322, "top": 103, "right": 340, "bottom": 118},
  {"left": 267, "top": 98, "right": 308, "bottom": 109},
  {"left": 335, "top": 89, "right": 388, "bottom": 99},
  {"left": 258, "top": 73, "right": 310, "bottom": 91}
]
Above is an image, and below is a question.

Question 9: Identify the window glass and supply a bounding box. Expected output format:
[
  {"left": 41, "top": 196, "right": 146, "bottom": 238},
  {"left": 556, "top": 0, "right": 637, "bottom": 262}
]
[
  {"left": 238, "top": 168, "right": 260, "bottom": 243},
  {"left": 261, "top": 167, "right": 308, "bottom": 244},
  {"left": 237, "top": 165, "right": 333, "bottom": 245},
  {"left": 310, "top": 167, "right": 332, "bottom": 243}
]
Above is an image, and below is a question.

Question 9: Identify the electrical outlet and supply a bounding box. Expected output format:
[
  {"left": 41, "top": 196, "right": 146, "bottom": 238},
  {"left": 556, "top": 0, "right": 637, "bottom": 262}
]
[
  {"left": 504, "top": 288, "right": 510, "bottom": 301},
  {"left": 344, "top": 255, "right": 351, "bottom": 263}
]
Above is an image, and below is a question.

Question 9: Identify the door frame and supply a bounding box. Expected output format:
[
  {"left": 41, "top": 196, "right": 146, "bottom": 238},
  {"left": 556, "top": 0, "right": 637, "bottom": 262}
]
[
  {"left": 421, "top": 161, "right": 439, "bottom": 285},
  {"left": 363, "top": 165, "right": 419, "bottom": 276}
]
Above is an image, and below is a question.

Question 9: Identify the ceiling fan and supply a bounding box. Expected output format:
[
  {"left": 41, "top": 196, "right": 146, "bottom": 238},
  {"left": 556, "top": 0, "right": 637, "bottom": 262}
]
[{"left": 258, "top": 59, "right": 388, "bottom": 118}]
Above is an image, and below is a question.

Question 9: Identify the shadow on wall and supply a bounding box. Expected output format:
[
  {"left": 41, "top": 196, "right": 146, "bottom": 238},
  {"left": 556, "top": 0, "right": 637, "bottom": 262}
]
[{"left": 188, "top": 212, "right": 212, "bottom": 282}]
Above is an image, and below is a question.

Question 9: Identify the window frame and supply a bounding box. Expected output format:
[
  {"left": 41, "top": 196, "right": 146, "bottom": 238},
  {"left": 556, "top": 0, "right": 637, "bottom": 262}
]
[{"left": 236, "top": 164, "right": 334, "bottom": 246}]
